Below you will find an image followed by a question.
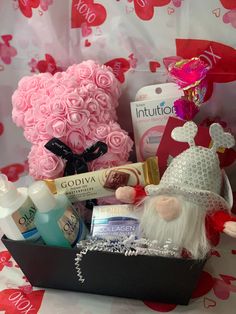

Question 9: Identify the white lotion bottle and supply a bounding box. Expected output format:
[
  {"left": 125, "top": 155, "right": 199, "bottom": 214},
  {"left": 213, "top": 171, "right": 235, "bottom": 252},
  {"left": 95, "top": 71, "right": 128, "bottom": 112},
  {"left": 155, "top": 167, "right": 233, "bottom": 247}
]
[{"left": 0, "top": 174, "right": 40, "bottom": 241}]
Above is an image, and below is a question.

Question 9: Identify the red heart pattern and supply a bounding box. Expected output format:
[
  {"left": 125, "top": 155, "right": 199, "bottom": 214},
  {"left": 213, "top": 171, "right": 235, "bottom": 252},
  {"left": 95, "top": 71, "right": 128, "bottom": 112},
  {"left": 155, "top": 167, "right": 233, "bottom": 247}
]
[
  {"left": 213, "top": 279, "right": 231, "bottom": 300},
  {"left": 81, "top": 22, "right": 93, "bottom": 37},
  {"left": 36, "top": 54, "right": 62, "bottom": 74},
  {"left": 204, "top": 297, "right": 216, "bottom": 308},
  {"left": 0, "top": 289, "right": 45, "bottom": 314},
  {"left": 84, "top": 39, "right": 91, "bottom": 47},
  {"left": 18, "top": 0, "right": 40, "bottom": 18},
  {"left": 105, "top": 58, "right": 130, "bottom": 83},
  {"left": 211, "top": 250, "right": 221, "bottom": 257},
  {"left": 191, "top": 271, "right": 214, "bottom": 298},
  {"left": 149, "top": 60, "right": 161, "bottom": 72},
  {"left": 71, "top": 0, "right": 107, "bottom": 28},
  {"left": 0, "top": 251, "right": 12, "bottom": 271},
  {"left": 0, "top": 122, "right": 4, "bottom": 135},
  {"left": 1, "top": 35, "right": 13, "bottom": 47},
  {"left": 0, "top": 35, "right": 17, "bottom": 65},
  {"left": 223, "top": 9, "right": 236, "bottom": 28},
  {"left": 143, "top": 300, "right": 177, "bottom": 312},
  {"left": 220, "top": 0, "right": 236, "bottom": 10},
  {"left": 176, "top": 38, "right": 236, "bottom": 83},
  {"left": 220, "top": 274, "right": 236, "bottom": 284},
  {"left": 133, "top": 0, "right": 174, "bottom": 20},
  {"left": 0, "top": 164, "right": 25, "bottom": 182}
]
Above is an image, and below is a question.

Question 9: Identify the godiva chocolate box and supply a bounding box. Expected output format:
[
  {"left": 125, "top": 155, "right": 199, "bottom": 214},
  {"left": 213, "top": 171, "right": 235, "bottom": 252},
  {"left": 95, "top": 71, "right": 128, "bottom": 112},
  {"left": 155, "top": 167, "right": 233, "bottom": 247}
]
[{"left": 2, "top": 235, "right": 206, "bottom": 305}]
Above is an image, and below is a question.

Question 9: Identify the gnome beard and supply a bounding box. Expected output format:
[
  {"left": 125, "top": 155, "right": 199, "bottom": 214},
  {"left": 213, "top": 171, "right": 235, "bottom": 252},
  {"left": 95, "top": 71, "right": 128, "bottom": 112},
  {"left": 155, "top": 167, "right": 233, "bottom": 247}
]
[{"left": 140, "top": 194, "right": 211, "bottom": 259}]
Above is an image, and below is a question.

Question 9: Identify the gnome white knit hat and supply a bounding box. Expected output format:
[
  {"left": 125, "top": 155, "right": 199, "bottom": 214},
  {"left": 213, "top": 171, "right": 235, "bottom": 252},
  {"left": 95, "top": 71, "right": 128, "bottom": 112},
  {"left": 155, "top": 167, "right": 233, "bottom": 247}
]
[{"left": 145, "top": 122, "right": 235, "bottom": 211}]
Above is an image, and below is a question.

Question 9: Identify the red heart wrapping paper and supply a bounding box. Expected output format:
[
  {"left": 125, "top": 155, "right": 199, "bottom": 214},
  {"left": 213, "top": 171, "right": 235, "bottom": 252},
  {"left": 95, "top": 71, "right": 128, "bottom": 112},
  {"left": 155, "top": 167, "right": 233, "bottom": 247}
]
[{"left": 0, "top": 1, "right": 236, "bottom": 185}]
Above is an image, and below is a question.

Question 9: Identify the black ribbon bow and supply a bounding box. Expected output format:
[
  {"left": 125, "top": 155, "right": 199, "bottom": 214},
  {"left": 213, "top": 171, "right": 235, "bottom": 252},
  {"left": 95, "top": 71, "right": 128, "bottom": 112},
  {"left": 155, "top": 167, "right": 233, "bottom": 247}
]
[{"left": 44, "top": 138, "right": 108, "bottom": 177}]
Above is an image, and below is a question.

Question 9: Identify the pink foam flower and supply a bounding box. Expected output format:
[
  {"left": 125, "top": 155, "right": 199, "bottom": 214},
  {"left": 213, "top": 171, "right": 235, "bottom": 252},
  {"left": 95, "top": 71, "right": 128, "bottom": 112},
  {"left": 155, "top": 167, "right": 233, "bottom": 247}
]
[
  {"left": 28, "top": 142, "right": 65, "bottom": 179},
  {"left": 63, "top": 127, "right": 87, "bottom": 154},
  {"left": 106, "top": 130, "right": 133, "bottom": 160},
  {"left": 24, "top": 127, "right": 40, "bottom": 144},
  {"left": 95, "top": 68, "right": 115, "bottom": 92},
  {"left": 12, "top": 108, "right": 25, "bottom": 128},
  {"left": 18, "top": 75, "right": 41, "bottom": 92},
  {"left": 46, "top": 116, "right": 67, "bottom": 138},
  {"left": 73, "top": 60, "right": 97, "bottom": 82},
  {"left": 12, "top": 90, "right": 30, "bottom": 113}
]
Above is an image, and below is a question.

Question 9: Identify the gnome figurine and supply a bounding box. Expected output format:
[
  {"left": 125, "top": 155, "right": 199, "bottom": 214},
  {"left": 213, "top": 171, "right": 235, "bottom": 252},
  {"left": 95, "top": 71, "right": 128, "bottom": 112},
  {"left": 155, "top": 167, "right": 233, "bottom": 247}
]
[{"left": 116, "top": 122, "right": 236, "bottom": 259}]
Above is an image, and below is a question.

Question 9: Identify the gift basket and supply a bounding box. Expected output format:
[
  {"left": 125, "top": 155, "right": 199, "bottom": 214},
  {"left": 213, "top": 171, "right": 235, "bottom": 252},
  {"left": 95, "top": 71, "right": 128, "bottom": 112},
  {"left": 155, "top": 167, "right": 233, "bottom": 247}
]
[{"left": 1, "top": 58, "right": 236, "bottom": 306}]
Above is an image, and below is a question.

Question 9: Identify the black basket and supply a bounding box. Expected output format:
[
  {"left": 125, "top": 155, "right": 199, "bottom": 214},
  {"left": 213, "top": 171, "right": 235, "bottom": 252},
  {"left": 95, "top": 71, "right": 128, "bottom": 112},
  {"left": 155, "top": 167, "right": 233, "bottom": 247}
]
[{"left": 2, "top": 235, "right": 207, "bottom": 305}]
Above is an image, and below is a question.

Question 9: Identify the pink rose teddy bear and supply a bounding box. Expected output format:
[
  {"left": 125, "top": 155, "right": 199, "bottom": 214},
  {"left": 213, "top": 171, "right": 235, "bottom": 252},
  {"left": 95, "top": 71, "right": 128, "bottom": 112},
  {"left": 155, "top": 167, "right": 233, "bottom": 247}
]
[{"left": 12, "top": 60, "right": 133, "bottom": 179}]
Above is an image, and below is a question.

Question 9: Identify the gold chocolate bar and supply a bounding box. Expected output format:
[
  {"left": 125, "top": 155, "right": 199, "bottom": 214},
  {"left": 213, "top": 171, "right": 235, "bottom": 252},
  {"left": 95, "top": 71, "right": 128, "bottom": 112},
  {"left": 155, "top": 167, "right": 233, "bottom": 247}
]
[{"left": 45, "top": 157, "right": 159, "bottom": 202}]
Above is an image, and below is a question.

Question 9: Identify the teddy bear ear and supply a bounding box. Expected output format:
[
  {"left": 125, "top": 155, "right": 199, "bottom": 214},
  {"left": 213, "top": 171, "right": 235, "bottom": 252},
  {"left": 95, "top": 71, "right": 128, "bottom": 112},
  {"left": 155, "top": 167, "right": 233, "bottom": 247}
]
[
  {"left": 210, "top": 123, "right": 235, "bottom": 152},
  {"left": 171, "top": 121, "right": 198, "bottom": 147}
]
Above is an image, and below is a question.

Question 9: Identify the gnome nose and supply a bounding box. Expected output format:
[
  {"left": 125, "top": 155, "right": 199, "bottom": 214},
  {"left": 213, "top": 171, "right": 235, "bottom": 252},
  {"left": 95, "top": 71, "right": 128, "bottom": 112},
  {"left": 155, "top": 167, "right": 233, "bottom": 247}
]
[{"left": 155, "top": 196, "right": 182, "bottom": 221}]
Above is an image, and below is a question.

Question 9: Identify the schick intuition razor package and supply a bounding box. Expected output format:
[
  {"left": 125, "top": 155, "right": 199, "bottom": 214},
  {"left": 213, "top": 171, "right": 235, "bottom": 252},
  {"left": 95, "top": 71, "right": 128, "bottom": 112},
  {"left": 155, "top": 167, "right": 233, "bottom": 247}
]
[{"left": 130, "top": 83, "right": 183, "bottom": 161}]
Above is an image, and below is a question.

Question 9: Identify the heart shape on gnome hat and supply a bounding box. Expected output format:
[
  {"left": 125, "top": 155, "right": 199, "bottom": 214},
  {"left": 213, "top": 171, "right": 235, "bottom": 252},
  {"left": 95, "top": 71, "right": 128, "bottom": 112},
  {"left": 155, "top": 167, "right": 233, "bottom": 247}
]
[
  {"left": 171, "top": 121, "right": 198, "bottom": 144},
  {"left": 71, "top": 0, "right": 107, "bottom": 28},
  {"left": 210, "top": 123, "right": 235, "bottom": 148},
  {"left": 0, "top": 289, "right": 44, "bottom": 314},
  {"left": 105, "top": 58, "right": 130, "bottom": 83}
]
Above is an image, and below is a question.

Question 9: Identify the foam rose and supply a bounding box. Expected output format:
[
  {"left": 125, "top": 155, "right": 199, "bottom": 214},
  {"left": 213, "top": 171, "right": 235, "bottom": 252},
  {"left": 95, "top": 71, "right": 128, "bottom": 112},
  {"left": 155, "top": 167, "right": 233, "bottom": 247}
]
[
  {"left": 28, "top": 143, "right": 65, "bottom": 179},
  {"left": 73, "top": 60, "right": 98, "bottom": 81},
  {"left": 92, "top": 124, "right": 111, "bottom": 141},
  {"left": 95, "top": 68, "right": 115, "bottom": 92},
  {"left": 46, "top": 116, "right": 67, "bottom": 138},
  {"left": 106, "top": 130, "right": 133, "bottom": 159},
  {"left": 18, "top": 75, "right": 41, "bottom": 92},
  {"left": 66, "top": 93, "right": 85, "bottom": 110},
  {"left": 66, "top": 109, "right": 90, "bottom": 133},
  {"left": 24, "top": 109, "right": 36, "bottom": 128},
  {"left": 94, "top": 89, "right": 113, "bottom": 111},
  {"left": 24, "top": 127, "right": 40, "bottom": 144},
  {"left": 49, "top": 97, "right": 68, "bottom": 117},
  {"left": 34, "top": 95, "right": 52, "bottom": 119},
  {"left": 12, "top": 108, "right": 25, "bottom": 128},
  {"left": 85, "top": 97, "right": 101, "bottom": 116},
  {"left": 12, "top": 90, "right": 29, "bottom": 114},
  {"left": 64, "top": 128, "right": 87, "bottom": 154}
]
